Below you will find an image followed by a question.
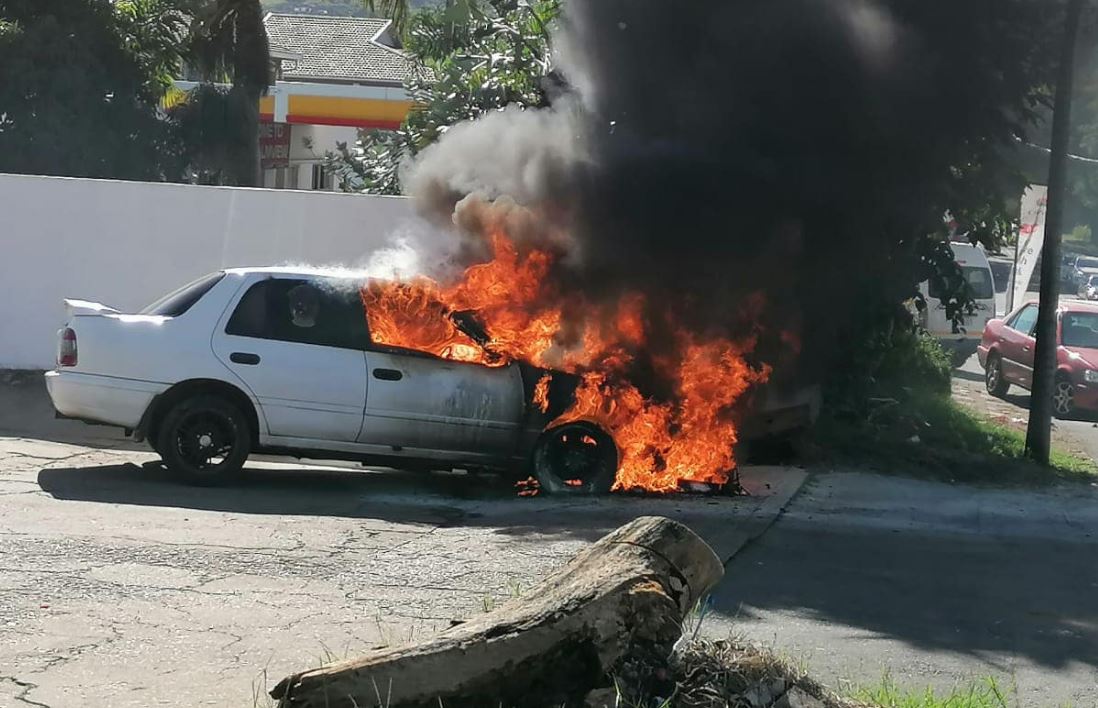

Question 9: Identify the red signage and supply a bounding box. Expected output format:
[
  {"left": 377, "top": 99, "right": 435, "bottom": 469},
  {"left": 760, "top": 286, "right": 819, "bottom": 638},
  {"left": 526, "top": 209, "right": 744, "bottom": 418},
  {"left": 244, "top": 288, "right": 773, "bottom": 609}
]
[{"left": 259, "top": 121, "right": 291, "bottom": 169}]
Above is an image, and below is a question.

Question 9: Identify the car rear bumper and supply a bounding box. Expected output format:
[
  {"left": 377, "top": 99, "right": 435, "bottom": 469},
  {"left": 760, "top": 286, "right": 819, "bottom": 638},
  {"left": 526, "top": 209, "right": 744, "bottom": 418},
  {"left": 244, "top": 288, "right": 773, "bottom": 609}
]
[
  {"left": 44, "top": 370, "right": 167, "bottom": 429},
  {"left": 936, "top": 335, "right": 980, "bottom": 363}
]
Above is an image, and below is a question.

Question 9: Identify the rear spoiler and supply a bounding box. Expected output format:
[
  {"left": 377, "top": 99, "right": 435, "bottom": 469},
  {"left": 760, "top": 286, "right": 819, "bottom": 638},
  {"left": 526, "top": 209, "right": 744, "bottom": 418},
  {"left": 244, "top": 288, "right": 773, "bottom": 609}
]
[{"left": 64, "top": 299, "right": 121, "bottom": 317}]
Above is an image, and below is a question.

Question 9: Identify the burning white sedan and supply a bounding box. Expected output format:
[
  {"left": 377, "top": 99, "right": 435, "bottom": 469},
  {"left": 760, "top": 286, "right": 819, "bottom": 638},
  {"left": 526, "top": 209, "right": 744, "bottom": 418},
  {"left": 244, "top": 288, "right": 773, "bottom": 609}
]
[
  {"left": 47, "top": 267, "right": 617, "bottom": 493},
  {"left": 48, "top": 259, "right": 816, "bottom": 494}
]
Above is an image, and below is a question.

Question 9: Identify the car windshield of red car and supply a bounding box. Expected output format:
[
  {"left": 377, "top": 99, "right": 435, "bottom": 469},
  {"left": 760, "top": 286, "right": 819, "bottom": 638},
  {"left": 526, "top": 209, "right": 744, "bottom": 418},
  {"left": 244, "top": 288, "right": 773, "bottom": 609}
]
[{"left": 1062, "top": 312, "right": 1098, "bottom": 349}]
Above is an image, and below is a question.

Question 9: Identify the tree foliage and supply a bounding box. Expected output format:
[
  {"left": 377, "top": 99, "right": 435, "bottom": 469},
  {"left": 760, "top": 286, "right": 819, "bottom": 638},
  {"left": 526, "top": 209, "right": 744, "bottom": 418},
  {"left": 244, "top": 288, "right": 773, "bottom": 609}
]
[
  {"left": 329, "top": 0, "right": 558, "bottom": 194},
  {"left": 0, "top": 0, "right": 271, "bottom": 184},
  {"left": 0, "top": 0, "right": 182, "bottom": 180}
]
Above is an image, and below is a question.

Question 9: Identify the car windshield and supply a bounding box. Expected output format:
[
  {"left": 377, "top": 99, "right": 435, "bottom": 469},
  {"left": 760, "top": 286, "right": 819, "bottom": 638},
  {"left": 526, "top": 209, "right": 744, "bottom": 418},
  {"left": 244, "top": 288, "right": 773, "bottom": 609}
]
[
  {"left": 139, "top": 272, "right": 225, "bottom": 316},
  {"left": 1062, "top": 312, "right": 1098, "bottom": 348},
  {"left": 1078, "top": 258, "right": 1098, "bottom": 269}
]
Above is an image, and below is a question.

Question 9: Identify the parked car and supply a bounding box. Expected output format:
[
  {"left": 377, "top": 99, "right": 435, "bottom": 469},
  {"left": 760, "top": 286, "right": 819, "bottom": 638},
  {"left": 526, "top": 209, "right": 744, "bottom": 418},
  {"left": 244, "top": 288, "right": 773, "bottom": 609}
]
[
  {"left": 916, "top": 241, "right": 997, "bottom": 365},
  {"left": 1072, "top": 255, "right": 1098, "bottom": 290},
  {"left": 977, "top": 301, "right": 1098, "bottom": 417},
  {"left": 46, "top": 268, "right": 817, "bottom": 492},
  {"left": 1079, "top": 273, "right": 1098, "bottom": 301}
]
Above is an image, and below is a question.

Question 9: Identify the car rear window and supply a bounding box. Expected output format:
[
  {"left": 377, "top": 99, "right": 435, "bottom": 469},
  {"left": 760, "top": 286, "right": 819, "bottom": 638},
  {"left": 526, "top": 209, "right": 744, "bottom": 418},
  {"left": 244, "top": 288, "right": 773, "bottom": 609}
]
[
  {"left": 139, "top": 272, "right": 225, "bottom": 317},
  {"left": 928, "top": 265, "right": 994, "bottom": 301}
]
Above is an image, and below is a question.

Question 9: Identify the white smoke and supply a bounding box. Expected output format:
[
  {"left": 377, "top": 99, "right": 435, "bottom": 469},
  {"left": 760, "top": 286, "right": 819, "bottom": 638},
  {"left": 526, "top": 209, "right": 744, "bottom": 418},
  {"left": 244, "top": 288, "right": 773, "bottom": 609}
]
[
  {"left": 359, "top": 235, "right": 426, "bottom": 280},
  {"left": 405, "top": 101, "right": 591, "bottom": 218}
]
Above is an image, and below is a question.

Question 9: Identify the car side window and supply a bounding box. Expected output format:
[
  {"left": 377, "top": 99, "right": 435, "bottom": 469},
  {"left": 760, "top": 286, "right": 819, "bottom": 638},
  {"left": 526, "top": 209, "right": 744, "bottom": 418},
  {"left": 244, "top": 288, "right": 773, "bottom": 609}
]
[
  {"left": 1008, "top": 305, "right": 1038, "bottom": 337},
  {"left": 226, "top": 279, "right": 370, "bottom": 350}
]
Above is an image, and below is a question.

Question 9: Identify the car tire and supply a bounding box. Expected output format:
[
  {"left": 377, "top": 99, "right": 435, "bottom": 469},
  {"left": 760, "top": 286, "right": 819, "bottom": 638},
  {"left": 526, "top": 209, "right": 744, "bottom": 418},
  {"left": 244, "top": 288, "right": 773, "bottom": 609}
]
[
  {"left": 156, "top": 394, "right": 250, "bottom": 485},
  {"left": 1052, "top": 375, "right": 1076, "bottom": 419},
  {"left": 531, "top": 421, "right": 617, "bottom": 495},
  {"left": 985, "top": 354, "right": 1009, "bottom": 398}
]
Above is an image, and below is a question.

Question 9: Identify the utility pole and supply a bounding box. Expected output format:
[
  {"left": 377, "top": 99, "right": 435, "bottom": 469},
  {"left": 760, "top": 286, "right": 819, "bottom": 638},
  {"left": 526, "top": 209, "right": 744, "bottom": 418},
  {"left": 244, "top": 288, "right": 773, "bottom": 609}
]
[{"left": 1026, "top": 0, "right": 1085, "bottom": 463}]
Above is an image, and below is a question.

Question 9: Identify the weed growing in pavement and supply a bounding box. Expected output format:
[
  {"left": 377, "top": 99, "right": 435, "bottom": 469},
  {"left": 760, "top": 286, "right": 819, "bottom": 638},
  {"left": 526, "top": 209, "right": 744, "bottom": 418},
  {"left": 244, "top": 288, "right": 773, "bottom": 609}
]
[
  {"left": 856, "top": 673, "right": 1012, "bottom": 708},
  {"left": 250, "top": 666, "right": 276, "bottom": 708}
]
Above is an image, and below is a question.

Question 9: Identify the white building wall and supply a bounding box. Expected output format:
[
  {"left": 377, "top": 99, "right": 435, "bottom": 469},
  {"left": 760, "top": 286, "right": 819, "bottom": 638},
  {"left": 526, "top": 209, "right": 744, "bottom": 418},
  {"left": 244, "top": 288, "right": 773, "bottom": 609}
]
[{"left": 0, "top": 173, "right": 447, "bottom": 369}]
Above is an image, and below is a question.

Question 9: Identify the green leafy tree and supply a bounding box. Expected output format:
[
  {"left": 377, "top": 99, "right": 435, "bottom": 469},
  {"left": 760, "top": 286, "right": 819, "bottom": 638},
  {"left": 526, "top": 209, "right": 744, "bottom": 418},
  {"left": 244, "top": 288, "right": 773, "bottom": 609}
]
[
  {"left": 330, "top": 0, "right": 558, "bottom": 194},
  {"left": 0, "top": 0, "right": 183, "bottom": 180}
]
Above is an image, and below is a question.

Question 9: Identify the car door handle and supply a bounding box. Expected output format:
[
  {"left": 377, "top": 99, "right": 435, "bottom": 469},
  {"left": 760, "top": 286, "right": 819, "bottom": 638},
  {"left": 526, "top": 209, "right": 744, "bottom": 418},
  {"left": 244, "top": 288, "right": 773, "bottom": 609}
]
[
  {"left": 230, "top": 352, "right": 261, "bottom": 365},
  {"left": 1022, "top": 346, "right": 1031, "bottom": 352},
  {"left": 373, "top": 368, "right": 403, "bottom": 381}
]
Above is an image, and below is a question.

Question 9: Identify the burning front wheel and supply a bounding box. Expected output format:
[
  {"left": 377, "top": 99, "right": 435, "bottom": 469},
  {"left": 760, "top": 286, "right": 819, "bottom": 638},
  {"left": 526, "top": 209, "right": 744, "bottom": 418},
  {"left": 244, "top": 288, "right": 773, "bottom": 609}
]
[
  {"left": 157, "top": 395, "right": 251, "bottom": 485},
  {"left": 531, "top": 422, "right": 617, "bottom": 495}
]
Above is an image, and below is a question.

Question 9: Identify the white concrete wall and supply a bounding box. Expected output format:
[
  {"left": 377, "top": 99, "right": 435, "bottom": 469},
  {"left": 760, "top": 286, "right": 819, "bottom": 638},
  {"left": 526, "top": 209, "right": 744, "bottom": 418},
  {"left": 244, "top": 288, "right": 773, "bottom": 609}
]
[{"left": 0, "top": 173, "right": 446, "bottom": 369}]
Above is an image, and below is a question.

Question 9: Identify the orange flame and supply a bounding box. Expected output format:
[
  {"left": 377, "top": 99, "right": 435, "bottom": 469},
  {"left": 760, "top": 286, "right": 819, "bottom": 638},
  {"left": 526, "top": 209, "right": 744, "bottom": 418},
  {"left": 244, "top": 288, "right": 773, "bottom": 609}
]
[
  {"left": 360, "top": 229, "right": 768, "bottom": 492},
  {"left": 533, "top": 373, "right": 552, "bottom": 413}
]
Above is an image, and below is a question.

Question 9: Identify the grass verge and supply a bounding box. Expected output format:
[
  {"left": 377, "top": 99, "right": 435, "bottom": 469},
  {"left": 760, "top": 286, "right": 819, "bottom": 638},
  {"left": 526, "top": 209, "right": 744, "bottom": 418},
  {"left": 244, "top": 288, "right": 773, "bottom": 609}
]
[
  {"left": 855, "top": 674, "right": 1010, "bottom": 708},
  {"left": 812, "top": 390, "right": 1098, "bottom": 485}
]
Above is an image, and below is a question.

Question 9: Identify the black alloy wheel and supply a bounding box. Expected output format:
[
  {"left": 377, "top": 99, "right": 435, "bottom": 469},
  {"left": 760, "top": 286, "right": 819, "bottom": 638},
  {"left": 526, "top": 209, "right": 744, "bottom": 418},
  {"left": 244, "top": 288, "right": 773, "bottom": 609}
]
[{"left": 157, "top": 395, "right": 250, "bottom": 484}]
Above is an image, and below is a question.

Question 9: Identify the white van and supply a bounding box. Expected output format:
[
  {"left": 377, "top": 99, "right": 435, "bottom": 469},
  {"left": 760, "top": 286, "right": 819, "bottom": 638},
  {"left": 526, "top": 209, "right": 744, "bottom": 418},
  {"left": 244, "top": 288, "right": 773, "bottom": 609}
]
[{"left": 916, "top": 241, "right": 997, "bottom": 364}]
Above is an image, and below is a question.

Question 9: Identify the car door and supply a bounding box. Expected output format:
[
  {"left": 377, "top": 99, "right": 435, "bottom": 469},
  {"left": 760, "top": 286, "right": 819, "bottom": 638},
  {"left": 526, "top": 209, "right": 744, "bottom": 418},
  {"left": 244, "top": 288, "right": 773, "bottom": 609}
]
[
  {"left": 1000, "top": 304, "right": 1038, "bottom": 388},
  {"left": 359, "top": 347, "right": 524, "bottom": 456},
  {"left": 212, "top": 276, "right": 369, "bottom": 442}
]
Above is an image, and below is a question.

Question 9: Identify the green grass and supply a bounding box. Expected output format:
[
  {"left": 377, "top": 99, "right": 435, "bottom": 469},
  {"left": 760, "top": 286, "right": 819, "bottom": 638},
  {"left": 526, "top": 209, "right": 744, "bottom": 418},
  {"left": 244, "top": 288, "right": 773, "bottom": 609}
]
[
  {"left": 856, "top": 675, "right": 1010, "bottom": 708},
  {"left": 814, "top": 391, "right": 1098, "bottom": 485}
]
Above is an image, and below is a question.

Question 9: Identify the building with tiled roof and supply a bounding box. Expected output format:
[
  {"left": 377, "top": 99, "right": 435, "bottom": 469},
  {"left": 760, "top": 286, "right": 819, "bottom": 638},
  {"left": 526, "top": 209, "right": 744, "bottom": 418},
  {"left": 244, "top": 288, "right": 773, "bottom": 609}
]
[
  {"left": 176, "top": 13, "right": 418, "bottom": 191},
  {"left": 265, "top": 14, "right": 417, "bottom": 86}
]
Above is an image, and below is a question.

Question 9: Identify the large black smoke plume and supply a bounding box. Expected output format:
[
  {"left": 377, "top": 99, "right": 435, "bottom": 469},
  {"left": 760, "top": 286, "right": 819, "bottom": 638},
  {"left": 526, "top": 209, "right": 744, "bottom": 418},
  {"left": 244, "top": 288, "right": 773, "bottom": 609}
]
[{"left": 405, "top": 0, "right": 1052, "bottom": 387}]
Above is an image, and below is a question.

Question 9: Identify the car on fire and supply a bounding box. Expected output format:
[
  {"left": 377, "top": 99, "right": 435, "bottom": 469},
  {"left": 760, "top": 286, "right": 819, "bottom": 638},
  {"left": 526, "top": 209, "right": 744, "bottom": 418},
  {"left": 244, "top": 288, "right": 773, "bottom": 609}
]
[
  {"left": 978, "top": 301, "right": 1098, "bottom": 417},
  {"left": 46, "top": 268, "right": 623, "bottom": 492},
  {"left": 46, "top": 268, "right": 818, "bottom": 492}
]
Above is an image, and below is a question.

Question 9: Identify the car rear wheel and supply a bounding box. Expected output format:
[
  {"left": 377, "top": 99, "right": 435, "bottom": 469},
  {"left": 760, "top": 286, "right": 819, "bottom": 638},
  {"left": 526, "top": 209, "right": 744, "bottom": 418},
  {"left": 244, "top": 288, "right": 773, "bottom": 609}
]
[
  {"left": 985, "top": 354, "right": 1009, "bottom": 398},
  {"left": 157, "top": 394, "right": 250, "bottom": 485},
  {"left": 531, "top": 422, "right": 617, "bottom": 495},
  {"left": 1053, "top": 376, "right": 1076, "bottom": 419}
]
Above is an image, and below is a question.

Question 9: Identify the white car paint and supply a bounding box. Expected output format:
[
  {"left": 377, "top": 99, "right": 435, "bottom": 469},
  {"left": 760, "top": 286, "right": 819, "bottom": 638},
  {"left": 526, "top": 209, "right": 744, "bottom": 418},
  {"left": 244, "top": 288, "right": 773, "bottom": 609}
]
[{"left": 45, "top": 268, "right": 532, "bottom": 470}]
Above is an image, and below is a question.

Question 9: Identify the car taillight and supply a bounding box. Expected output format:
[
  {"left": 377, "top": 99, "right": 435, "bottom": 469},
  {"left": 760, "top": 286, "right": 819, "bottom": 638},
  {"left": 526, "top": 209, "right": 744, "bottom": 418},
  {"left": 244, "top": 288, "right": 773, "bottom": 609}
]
[{"left": 58, "top": 328, "right": 77, "bottom": 367}]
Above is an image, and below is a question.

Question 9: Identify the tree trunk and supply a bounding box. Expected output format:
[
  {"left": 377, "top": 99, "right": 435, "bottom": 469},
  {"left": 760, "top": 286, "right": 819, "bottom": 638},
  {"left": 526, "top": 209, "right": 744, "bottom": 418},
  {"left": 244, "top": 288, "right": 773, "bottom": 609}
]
[{"left": 270, "top": 516, "right": 724, "bottom": 708}]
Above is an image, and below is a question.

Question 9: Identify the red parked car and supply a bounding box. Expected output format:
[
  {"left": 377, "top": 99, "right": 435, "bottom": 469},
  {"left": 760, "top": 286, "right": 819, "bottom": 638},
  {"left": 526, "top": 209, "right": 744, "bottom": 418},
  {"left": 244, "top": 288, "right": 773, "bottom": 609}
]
[{"left": 978, "top": 301, "right": 1098, "bottom": 417}]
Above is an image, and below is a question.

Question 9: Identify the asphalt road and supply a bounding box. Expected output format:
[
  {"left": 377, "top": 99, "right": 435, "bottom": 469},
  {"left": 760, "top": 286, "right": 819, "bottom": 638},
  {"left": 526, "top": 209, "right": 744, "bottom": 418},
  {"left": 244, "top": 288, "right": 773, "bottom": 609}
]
[
  {"left": 712, "top": 345, "right": 1098, "bottom": 707},
  {"left": 3, "top": 372, "right": 1098, "bottom": 707},
  {"left": 0, "top": 374, "right": 802, "bottom": 708},
  {"left": 710, "top": 472, "right": 1098, "bottom": 707}
]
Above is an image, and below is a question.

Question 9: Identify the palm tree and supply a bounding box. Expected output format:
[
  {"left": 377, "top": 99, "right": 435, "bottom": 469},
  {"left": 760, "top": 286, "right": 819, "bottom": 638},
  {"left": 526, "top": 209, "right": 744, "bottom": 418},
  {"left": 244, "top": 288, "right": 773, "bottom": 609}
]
[{"left": 183, "top": 0, "right": 271, "bottom": 185}]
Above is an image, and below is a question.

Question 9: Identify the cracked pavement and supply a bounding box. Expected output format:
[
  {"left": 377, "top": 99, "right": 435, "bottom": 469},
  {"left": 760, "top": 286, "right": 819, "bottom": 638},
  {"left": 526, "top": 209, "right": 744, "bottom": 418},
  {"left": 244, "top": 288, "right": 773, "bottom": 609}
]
[{"left": 0, "top": 374, "right": 802, "bottom": 707}]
